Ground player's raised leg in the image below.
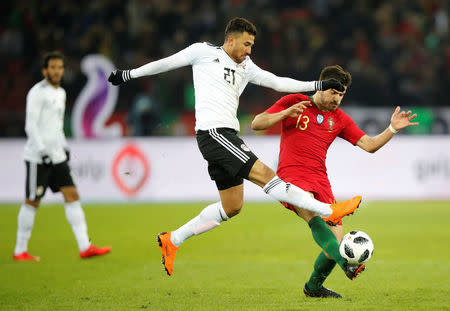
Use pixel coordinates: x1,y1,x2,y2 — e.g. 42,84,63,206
158,183,241,276
248,160,360,221
157,128,255,276
61,186,111,258
322,196,361,225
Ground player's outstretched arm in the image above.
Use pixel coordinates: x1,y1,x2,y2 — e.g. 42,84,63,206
356,106,419,153
251,68,345,93
252,101,311,130
108,52,189,86
108,43,202,86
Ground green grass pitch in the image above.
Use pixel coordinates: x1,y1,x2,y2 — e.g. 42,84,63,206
0,201,449,310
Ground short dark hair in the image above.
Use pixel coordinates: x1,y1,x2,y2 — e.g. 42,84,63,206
224,17,257,39
42,51,64,68
319,65,352,88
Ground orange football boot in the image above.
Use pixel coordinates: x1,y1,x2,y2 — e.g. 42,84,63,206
80,245,111,258
157,232,179,276
13,252,40,262
323,196,362,225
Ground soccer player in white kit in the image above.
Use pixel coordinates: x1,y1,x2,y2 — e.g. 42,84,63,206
13,52,111,261
108,18,361,275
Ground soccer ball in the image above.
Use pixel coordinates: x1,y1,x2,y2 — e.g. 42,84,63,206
339,231,374,265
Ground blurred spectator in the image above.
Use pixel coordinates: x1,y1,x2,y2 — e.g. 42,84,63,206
0,0,448,137
128,94,161,136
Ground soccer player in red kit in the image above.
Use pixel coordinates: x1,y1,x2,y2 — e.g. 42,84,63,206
252,65,418,298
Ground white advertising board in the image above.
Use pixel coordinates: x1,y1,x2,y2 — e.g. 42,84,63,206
0,136,449,203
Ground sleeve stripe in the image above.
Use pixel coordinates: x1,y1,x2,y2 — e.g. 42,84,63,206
122,70,132,82
315,81,322,91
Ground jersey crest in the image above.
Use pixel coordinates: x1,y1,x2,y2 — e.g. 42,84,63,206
327,117,335,132
240,144,250,152
316,114,324,124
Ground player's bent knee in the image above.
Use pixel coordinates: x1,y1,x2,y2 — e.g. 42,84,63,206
218,183,244,218
222,201,243,218
227,208,241,218
296,208,318,223
61,186,80,203
66,193,80,203
25,198,40,208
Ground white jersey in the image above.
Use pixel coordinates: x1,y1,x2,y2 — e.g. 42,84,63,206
131,42,317,132
23,79,68,164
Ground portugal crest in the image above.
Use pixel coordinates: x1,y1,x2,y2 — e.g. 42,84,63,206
327,117,335,132
316,114,324,124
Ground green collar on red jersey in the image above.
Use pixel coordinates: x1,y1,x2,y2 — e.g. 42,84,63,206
308,95,320,110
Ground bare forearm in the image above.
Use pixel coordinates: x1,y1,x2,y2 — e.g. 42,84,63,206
251,112,286,130
370,128,395,151
358,128,395,153
357,107,419,153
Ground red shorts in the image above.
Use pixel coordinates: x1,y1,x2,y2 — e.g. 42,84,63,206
280,177,343,226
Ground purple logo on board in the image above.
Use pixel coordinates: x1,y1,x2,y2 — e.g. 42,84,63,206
72,55,121,138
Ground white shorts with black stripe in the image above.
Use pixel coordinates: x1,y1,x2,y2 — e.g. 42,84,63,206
196,128,258,190
25,161,75,200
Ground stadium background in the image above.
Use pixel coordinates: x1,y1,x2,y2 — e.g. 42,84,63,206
1,0,449,203
1,1,449,310
1,0,449,137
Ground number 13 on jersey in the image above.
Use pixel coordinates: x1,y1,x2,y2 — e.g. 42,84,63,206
296,114,309,130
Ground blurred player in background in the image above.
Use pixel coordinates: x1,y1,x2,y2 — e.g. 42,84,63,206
252,65,419,297
108,17,362,276
13,52,111,261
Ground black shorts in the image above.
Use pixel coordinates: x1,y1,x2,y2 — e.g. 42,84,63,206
25,160,75,200
196,128,258,190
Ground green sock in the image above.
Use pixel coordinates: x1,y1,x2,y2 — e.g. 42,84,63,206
306,251,336,291
308,216,346,269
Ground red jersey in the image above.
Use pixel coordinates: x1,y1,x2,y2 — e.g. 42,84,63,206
265,93,365,203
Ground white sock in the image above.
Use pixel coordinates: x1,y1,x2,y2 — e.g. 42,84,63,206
170,202,229,247
263,176,332,217
64,201,91,251
14,204,37,255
